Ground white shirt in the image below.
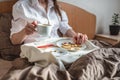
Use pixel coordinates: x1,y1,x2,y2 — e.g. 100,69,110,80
11,0,72,43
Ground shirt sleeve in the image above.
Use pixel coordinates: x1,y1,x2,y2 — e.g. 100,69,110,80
10,1,27,37
59,10,72,35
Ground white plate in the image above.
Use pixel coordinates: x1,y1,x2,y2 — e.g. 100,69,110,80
56,38,86,52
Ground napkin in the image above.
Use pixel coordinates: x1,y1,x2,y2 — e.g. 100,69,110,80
20,44,57,67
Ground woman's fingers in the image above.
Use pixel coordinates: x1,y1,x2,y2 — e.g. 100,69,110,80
81,34,88,44
24,21,37,35
73,33,88,44
73,35,77,44
32,21,37,26
82,34,87,43
84,34,88,40
77,33,82,44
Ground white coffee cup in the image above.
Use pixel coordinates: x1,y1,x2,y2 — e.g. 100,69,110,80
37,24,53,37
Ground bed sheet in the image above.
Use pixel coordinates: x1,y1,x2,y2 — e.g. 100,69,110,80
1,40,120,80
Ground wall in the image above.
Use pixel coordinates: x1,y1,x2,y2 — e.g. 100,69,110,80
59,0,120,34
0,0,120,34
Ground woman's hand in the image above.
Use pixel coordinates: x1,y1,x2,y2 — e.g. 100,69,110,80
73,33,88,44
24,21,37,35
65,29,88,44
10,21,38,45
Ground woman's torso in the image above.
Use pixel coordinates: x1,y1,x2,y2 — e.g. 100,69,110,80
11,0,61,43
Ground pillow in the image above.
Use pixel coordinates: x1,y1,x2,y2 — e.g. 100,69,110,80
0,13,21,60
0,13,12,34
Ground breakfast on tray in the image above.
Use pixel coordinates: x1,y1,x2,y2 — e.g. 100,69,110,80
61,42,82,51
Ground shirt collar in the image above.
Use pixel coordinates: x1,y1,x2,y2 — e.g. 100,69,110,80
31,0,54,8
31,0,39,6
48,0,54,8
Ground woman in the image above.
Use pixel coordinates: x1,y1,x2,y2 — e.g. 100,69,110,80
10,0,87,45
2,1,88,79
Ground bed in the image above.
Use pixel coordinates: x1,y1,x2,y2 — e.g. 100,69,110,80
0,0,120,80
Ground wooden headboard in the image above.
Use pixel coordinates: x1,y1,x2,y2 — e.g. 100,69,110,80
0,0,96,39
